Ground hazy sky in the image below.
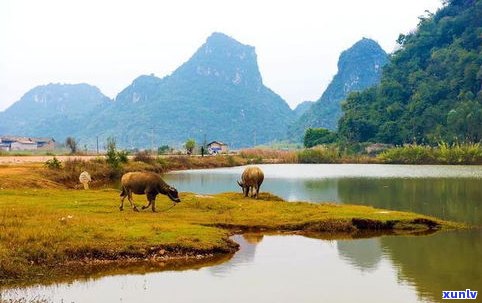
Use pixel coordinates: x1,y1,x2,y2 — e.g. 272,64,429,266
0,0,443,111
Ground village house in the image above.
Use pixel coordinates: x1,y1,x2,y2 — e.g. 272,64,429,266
207,141,228,154
0,136,56,151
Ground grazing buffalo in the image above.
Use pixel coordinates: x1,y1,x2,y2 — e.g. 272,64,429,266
237,166,264,199
119,172,181,212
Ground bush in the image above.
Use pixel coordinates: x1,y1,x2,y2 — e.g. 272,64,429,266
105,137,128,170
436,142,482,164
304,128,337,148
45,158,115,188
133,150,155,164
377,142,482,164
297,146,342,163
239,148,297,163
158,145,173,155
378,144,435,164
117,150,129,164
44,157,62,169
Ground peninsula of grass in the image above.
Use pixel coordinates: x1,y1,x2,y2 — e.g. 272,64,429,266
0,187,463,285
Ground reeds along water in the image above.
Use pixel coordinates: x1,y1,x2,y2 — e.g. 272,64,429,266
378,142,482,164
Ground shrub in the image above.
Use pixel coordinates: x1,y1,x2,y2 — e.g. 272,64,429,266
44,157,62,169
377,142,482,164
304,128,337,148
378,144,435,164
117,150,129,164
105,137,128,170
133,150,155,164
436,142,482,164
45,158,115,188
239,148,297,163
297,146,342,163
158,145,173,155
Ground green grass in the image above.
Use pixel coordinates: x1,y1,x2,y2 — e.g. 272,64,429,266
377,142,482,164
0,188,463,284
0,160,469,285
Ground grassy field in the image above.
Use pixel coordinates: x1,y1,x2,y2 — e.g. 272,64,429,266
0,161,465,285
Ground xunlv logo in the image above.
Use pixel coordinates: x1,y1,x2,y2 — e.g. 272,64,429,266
442,289,478,300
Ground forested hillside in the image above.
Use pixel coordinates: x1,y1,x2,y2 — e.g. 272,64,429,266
0,33,294,148
289,38,388,141
338,0,482,144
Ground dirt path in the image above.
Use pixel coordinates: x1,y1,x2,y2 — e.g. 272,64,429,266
0,155,100,164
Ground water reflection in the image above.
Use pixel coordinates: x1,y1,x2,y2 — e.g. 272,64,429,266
209,234,263,277
165,164,482,224
380,229,482,303
0,235,419,303
336,178,482,224
337,238,382,272
4,164,481,302
2,231,480,303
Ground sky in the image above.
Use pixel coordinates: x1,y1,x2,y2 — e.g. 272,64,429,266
0,0,444,111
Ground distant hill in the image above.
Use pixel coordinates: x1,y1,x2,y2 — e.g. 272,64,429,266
78,32,295,148
289,38,388,141
0,33,294,149
338,0,482,144
293,101,314,118
0,83,111,139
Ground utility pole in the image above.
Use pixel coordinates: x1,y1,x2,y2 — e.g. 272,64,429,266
202,133,207,157
150,128,154,154
96,136,99,154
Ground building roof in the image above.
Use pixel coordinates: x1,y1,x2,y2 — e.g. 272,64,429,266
13,140,37,145
0,136,55,143
207,141,227,146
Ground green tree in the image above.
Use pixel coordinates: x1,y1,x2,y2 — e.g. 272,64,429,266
185,139,196,155
158,145,172,155
304,128,337,148
105,137,128,169
338,0,482,145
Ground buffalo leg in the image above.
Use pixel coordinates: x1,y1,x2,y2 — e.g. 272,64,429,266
142,198,152,210
243,186,249,197
119,195,125,211
151,197,157,212
142,191,155,210
127,192,139,212
120,187,128,211
148,193,157,212
142,193,157,212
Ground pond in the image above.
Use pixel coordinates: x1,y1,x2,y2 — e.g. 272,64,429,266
165,164,482,224
2,164,481,302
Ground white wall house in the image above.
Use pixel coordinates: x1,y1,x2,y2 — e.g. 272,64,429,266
0,136,55,151
10,140,38,151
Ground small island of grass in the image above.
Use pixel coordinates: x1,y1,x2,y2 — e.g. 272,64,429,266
0,187,463,285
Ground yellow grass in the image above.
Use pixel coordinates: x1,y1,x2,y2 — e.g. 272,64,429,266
0,162,465,285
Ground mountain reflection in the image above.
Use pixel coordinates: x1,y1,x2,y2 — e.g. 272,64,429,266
380,230,482,303
208,234,263,277
336,238,382,272
335,178,482,224
166,165,482,225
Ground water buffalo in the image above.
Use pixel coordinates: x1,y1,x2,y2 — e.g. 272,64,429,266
237,166,264,199
119,172,181,212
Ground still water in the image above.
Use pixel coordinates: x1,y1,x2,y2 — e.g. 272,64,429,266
165,164,482,224
3,164,481,302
